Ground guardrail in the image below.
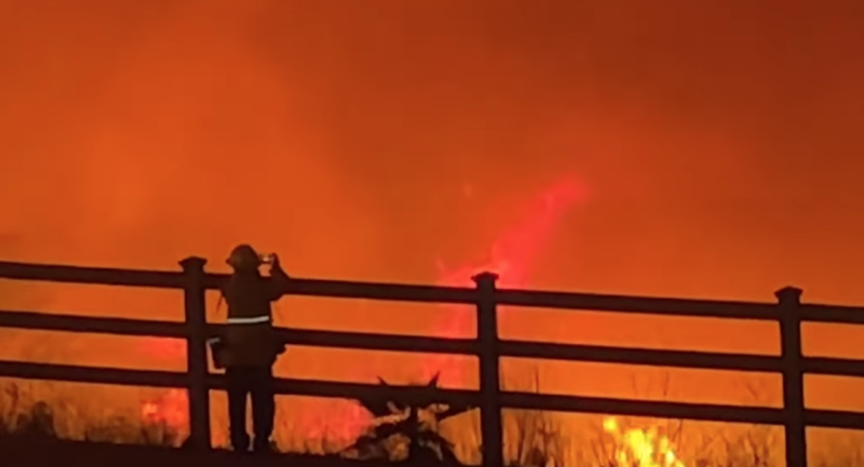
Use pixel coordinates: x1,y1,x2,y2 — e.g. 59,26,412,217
1,257,863,467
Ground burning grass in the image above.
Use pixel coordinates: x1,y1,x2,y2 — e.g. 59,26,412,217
1,380,861,467
0,381,182,446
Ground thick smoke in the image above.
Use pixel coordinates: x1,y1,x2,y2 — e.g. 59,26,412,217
1,0,862,294
1,0,863,455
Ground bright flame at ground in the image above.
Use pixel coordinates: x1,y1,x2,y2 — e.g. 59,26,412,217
602,417,686,467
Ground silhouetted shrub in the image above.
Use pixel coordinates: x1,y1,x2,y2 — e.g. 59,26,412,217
344,374,472,464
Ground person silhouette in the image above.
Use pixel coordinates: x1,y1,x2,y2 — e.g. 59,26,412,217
214,244,290,453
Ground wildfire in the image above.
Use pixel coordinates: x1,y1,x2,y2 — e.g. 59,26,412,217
135,176,585,442
426,176,585,386
141,389,188,429
602,417,686,467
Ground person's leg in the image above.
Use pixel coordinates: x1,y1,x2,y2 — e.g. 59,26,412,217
249,366,276,452
225,367,251,451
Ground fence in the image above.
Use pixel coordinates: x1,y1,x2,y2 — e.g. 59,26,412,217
0,257,863,467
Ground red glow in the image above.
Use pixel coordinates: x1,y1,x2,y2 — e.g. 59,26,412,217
140,388,188,429
424,176,586,387
136,176,585,442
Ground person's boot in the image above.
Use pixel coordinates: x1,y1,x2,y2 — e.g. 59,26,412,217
252,437,278,455
230,431,251,453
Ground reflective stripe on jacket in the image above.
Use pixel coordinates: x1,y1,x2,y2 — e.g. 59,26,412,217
226,315,271,325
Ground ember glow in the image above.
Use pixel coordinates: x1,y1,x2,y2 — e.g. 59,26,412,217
141,389,187,429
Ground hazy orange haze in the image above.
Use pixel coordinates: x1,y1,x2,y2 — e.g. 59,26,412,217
1,0,863,458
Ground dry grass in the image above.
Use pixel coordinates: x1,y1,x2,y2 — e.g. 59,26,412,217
0,380,861,467
0,381,182,446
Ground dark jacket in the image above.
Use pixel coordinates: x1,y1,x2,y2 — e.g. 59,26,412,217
220,265,290,367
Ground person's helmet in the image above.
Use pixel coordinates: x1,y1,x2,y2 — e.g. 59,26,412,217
226,244,261,271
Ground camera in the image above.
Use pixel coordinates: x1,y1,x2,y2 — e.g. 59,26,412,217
258,253,274,265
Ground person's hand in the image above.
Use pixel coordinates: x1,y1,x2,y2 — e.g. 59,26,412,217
269,253,281,269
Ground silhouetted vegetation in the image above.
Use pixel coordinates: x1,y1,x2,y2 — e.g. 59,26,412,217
344,374,471,464
1,380,862,467
0,382,182,446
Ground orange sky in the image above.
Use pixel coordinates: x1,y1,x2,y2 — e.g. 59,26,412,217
1,0,863,460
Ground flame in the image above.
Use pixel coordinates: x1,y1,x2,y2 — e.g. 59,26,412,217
135,176,585,441
425,176,586,386
602,417,686,467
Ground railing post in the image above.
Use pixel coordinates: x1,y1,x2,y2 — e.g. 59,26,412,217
180,256,211,449
776,286,806,467
474,272,503,467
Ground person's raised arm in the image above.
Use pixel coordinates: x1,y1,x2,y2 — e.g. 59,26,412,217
266,254,291,301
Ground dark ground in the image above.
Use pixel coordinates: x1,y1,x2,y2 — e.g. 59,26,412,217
0,435,412,467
